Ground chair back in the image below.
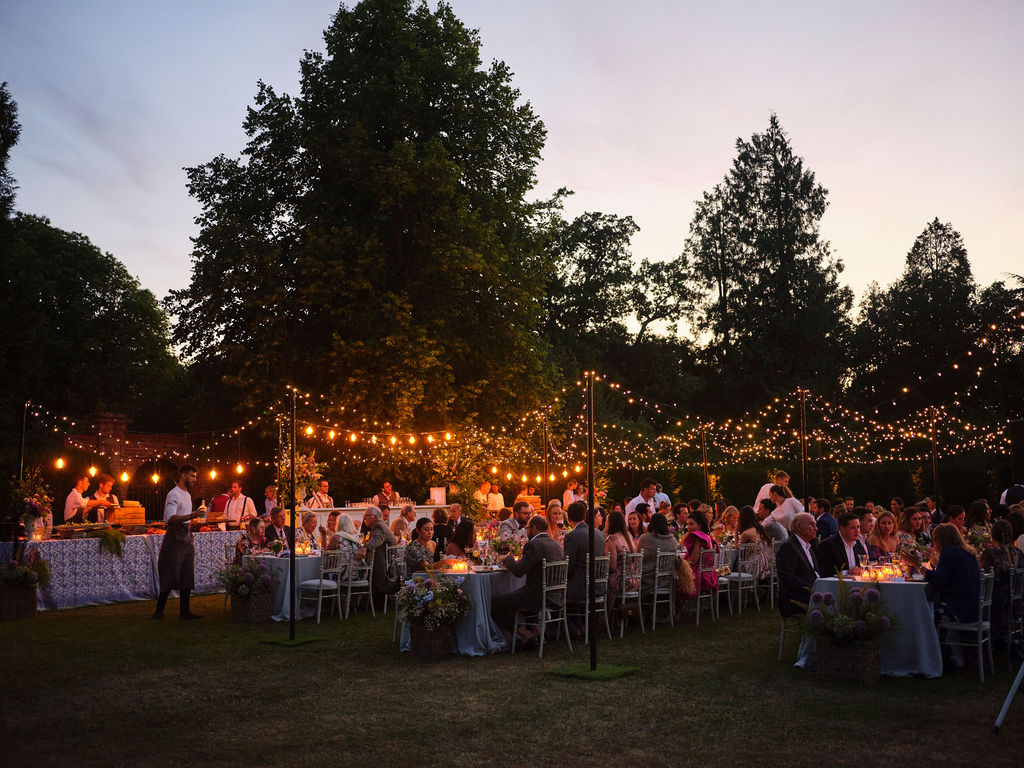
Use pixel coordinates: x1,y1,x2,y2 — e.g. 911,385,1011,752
696,547,717,594
594,555,610,586
224,542,236,566
346,549,373,584
737,542,760,575
541,559,569,608
772,539,784,554
320,549,346,578
385,544,407,581
654,550,676,592
620,551,643,600
979,569,995,622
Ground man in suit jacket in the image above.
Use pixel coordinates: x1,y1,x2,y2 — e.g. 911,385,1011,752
491,515,564,645
355,506,397,607
563,501,606,605
499,501,532,537
263,507,289,549
816,511,868,578
776,513,821,618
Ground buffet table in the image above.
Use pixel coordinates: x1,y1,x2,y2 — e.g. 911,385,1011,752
795,577,943,678
1,530,242,611
399,569,525,656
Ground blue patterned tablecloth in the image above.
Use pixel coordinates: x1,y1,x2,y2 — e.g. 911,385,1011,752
1,531,242,611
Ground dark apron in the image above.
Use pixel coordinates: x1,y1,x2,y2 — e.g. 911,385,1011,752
157,517,195,591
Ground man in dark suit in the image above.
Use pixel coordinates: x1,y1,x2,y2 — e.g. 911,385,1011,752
817,511,868,577
355,505,397,609
777,513,822,618
563,501,606,636
263,507,289,549
491,515,564,646
810,497,839,541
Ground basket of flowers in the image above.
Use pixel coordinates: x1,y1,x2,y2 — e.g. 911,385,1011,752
216,559,275,622
397,573,473,659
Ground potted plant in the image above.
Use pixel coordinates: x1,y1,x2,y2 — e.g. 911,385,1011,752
216,558,275,622
0,547,50,620
805,575,894,683
397,573,473,659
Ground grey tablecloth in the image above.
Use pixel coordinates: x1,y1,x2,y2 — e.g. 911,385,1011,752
400,569,526,656
795,577,943,678
254,554,323,621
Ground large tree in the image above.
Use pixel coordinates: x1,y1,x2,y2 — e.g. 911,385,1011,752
682,114,852,411
0,82,19,220
168,0,554,428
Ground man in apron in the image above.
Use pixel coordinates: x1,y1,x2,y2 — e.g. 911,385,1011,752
153,464,205,619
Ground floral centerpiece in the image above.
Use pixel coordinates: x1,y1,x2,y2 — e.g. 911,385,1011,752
964,526,990,555
277,450,326,507
805,575,895,683
216,558,275,622
4,466,53,537
397,573,473,629
896,537,932,571
487,526,527,558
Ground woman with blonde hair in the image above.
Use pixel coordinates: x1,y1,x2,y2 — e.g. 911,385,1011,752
867,510,899,560
720,505,740,536
545,499,566,543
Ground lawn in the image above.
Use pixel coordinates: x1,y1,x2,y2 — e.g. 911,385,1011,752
2,594,1023,767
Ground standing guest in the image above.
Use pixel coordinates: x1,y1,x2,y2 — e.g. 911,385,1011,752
605,510,636,598
681,510,716,597
89,474,120,523
487,482,505,514
264,507,289,549
235,517,268,563
491,515,565,647
776,513,821,619
867,510,899,560
448,503,464,528
818,511,867,576
562,479,580,510
754,471,790,512
405,518,437,573
981,519,1024,648
354,506,397,608
926,523,982,669
737,505,774,580
945,505,967,533
390,504,416,539
564,501,606,633
811,498,839,541
431,507,452,561
64,474,104,522
305,479,334,509
501,501,532,536
372,481,400,509
208,487,230,519
153,465,205,620
767,485,803,531
653,483,672,510
545,500,566,544
263,485,277,517
473,481,492,508
296,511,322,551
625,478,658,516
626,510,644,547
757,499,788,543
224,481,257,529
446,519,477,559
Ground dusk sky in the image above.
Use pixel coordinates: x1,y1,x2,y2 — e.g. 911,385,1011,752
2,0,1022,317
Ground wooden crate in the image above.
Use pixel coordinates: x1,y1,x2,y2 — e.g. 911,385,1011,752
113,506,146,526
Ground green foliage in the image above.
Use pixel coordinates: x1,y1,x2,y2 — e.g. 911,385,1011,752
89,527,127,557
0,81,20,219
168,0,554,429
5,465,53,524
2,545,50,586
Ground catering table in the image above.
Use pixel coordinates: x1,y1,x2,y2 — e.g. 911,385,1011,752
400,569,526,656
253,554,323,621
795,577,943,678
1,530,242,611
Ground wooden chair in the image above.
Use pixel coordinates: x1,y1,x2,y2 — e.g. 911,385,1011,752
512,559,572,658
299,550,345,623
938,570,996,682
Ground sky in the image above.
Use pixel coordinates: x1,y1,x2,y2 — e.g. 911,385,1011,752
2,0,1022,314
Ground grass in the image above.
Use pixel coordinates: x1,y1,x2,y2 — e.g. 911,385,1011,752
2,593,1024,767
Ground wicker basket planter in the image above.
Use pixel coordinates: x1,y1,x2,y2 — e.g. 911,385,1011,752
817,638,881,684
409,623,453,660
0,584,38,620
230,591,273,623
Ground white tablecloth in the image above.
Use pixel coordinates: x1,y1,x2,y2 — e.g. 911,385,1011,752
795,577,943,678
400,569,525,656
253,554,323,621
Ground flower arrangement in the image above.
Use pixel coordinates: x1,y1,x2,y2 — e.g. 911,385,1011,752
1,547,50,587
268,538,287,555
804,574,894,645
964,525,990,555
896,537,932,570
396,573,473,629
216,558,274,597
277,450,326,506
6,466,53,525
488,526,527,557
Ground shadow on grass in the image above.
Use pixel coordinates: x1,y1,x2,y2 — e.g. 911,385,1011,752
549,662,639,680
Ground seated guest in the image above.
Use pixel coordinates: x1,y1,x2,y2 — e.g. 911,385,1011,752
945,504,967,533
980,519,1024,647
235,517,268,562
898,506,932,547
501,501,532,537
855,506,876,548
604,510,636,598
593,506,605,532
626,511,644,547
671,502,689,529
720,505,740,536
497,506,512,524
446,519,477,559
325,510,341,534
405,518,436,573
757,499,788,542
328,514,362,552
431,507,452,561
564,500,606,634
545,500,566,544
296,511,321,551
817,511,867,576
638,512,679,596
811,498,839,541
354,506,397,607
737,505,773,580
966,499,992,538
681,509,716,597
263,507,289,549
89,474,120,523
1009,507,1024,553
490,515,565,647
867,510,899,561
390,504,416,540
926,523,982,668
889,496,905,519
776,513,821,620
